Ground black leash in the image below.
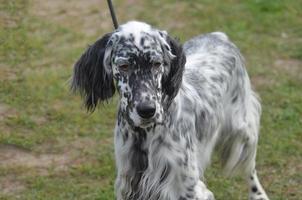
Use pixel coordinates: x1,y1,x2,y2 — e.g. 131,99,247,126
106,0,119,29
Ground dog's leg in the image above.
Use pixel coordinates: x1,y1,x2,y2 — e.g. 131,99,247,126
248,169,269,200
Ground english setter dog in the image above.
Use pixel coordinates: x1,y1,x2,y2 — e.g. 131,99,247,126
72,21,269,200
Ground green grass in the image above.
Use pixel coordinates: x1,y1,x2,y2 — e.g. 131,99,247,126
0,0,301,199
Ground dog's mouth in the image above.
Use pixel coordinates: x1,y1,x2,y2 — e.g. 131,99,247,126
139,118,155,128
139,115,165,128
126,112,155,128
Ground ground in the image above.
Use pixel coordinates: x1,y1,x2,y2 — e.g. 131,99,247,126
0,0,301,199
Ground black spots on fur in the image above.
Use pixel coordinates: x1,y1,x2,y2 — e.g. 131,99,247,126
159,163,171,183
164,44,170,51
152,124,157,131
129,33,135,42
185,70,207,98
133,126,147,137
157,136,172,150
187,185,194,192
179,197,187,200
210,75,224,84
159,31,164,37
224,56,236,75
182,96,194,113
181,174,187,181
172,132,180,141
185,135,193,151
251,186,258,193
209,83,221,98
140,37,145,46
128,73,137,88
121,76,128,84
186,193,194,199
201,61,208,66
195,109,212,141
177,158,184,166
230,85,243,105
184,152,189,167
123,92,130,99
123,130,129,142
116,84,121,92
117,111,125,126
232,95,238,104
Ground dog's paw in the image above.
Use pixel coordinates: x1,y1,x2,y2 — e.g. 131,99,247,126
195,181,215,200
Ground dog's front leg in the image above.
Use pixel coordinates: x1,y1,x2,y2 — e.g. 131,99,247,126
114,122,150,200
143,130,215,200
114,123,135,200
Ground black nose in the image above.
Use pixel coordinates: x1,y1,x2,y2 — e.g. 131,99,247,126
137,101,156,119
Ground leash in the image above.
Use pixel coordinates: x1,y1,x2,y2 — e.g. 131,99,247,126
106,0,119,29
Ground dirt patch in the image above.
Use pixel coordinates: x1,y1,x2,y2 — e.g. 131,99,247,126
0,137,112,173
0,144,71,171
0,103,18,121
0,104,11,120
70,137,100,150
0,12,17,28
0,137,113,196
251,58,302,88
30,115,48,125
31,0,112,36
274,59,302,80
0,66,18,81
251,74,275,89
0,175,25,196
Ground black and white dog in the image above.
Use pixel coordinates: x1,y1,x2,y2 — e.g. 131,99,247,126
72,21,269,200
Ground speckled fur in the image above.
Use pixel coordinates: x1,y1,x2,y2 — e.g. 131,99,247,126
72,21,269,200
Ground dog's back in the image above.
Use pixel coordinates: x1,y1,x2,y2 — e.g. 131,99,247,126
180,33,261,175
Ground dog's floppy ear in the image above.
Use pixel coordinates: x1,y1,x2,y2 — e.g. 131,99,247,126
159,32,186,107
71,33,115,111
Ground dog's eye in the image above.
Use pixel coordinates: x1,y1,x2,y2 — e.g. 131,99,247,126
153,62,161,68
119,64,129,71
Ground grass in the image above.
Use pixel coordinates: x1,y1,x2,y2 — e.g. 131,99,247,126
0,0,301,199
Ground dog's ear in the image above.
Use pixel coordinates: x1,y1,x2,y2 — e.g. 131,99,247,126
71,33,115,111
159,32,186,107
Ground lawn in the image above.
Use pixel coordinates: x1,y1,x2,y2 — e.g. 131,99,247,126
0,0,301,199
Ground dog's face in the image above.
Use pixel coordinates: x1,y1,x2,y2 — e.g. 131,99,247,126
72,21,185,128
110,23,170,127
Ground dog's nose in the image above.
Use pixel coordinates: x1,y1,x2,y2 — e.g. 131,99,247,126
137,101,156,119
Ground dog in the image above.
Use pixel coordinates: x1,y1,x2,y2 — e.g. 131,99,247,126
71,21,269,200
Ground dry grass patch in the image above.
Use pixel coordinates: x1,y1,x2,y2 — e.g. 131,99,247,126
0,103,18,121
0,144,71,171
0,175,25,196
31,0,112,36
274,59,302,80
251,74,276,89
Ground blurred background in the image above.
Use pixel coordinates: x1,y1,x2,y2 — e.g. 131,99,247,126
0,0,301,199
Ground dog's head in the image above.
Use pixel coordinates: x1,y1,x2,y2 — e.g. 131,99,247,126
72,21,185,127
